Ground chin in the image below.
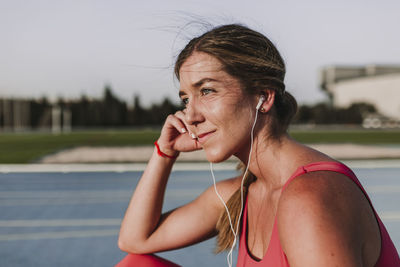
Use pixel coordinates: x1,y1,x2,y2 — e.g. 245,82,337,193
204,147,233,163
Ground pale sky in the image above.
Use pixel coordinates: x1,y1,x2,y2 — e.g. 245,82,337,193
1,0,399,106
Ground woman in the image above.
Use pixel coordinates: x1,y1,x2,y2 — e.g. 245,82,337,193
117,24,400,266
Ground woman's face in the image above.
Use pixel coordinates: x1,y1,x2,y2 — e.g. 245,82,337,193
179,52,257,162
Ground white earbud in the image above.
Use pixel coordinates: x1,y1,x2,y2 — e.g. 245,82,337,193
256,95,266,110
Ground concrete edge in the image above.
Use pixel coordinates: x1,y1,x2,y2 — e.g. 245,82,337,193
1,160,400,173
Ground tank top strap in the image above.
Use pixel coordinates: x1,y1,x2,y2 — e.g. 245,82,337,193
282,161,358,192
239,161,400,266
278,161,400,266
281,161,375,209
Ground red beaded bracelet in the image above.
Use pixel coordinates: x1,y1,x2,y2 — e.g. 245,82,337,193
154,140,178,159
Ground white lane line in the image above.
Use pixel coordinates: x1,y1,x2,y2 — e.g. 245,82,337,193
0,189,203,206
0,229,119,241
1,196,195,206
0,189,202,198
0,197,129,206
0,160,398,173
380,211,400,222
0,164,148,173
366,185,400,193
343,159,400,169
0,162,238,173
0,190,133,198
0,211,398,242
0,218,121,227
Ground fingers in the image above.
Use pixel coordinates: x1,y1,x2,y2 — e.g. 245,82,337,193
158,111,201,153
164,113,187,135
159,112,195,146
174,111,197,139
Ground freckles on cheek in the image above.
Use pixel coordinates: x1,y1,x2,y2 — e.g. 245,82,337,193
201,101,221,121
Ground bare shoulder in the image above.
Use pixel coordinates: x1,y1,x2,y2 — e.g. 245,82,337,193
278,170,361,235
279,170,362,213
198,175,242,208
277,170,379,266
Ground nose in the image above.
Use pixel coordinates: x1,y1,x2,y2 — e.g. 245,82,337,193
185,98,205,126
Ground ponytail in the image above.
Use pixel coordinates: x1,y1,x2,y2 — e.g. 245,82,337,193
215,163,256,253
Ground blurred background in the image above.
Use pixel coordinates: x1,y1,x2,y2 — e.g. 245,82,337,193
1,0,400,266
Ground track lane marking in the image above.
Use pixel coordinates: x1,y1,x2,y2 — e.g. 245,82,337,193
0,229,119,241
0,218,121,227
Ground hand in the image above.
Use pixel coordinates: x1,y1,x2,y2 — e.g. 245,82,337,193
157,111,202,156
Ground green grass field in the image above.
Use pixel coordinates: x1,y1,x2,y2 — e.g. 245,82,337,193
0,130,160,164
1,129,400,163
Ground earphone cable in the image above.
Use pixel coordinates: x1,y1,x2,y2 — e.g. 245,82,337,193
210,107,260,267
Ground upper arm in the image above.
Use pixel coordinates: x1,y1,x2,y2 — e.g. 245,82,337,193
132,176,241,254
277,173,363,267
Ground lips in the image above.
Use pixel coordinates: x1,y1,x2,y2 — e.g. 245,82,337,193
197,130,216,144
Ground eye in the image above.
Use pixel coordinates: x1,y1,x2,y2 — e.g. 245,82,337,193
200,88,214,96
181,97,189,106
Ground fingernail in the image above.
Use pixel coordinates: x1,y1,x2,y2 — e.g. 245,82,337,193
181,128,186,133
191,133,196,139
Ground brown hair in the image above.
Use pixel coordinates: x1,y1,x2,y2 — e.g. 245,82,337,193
174,24,297,252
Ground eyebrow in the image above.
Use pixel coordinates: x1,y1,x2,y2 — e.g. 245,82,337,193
179,78,218,97
193,78,217,87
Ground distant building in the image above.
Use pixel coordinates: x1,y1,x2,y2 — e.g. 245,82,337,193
320,65,400,121
0,99,32,131
0,98,71,132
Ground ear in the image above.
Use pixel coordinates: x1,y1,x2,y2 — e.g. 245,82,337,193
259,89,275,113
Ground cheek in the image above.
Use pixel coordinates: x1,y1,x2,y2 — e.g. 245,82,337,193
226,108,254,147
200,100,224,124
201,95,247,122
215,108,253,144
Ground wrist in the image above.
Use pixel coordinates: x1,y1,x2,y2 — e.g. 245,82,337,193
154,140,179,159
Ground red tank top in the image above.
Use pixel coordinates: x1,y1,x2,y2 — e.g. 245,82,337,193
237,161,400,266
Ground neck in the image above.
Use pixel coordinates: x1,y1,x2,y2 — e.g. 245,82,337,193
236,134,304,192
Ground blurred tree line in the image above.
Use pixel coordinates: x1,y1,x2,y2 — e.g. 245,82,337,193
60,86,181,127
0,86,181,130
1,85,378,130
292,102,376,124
